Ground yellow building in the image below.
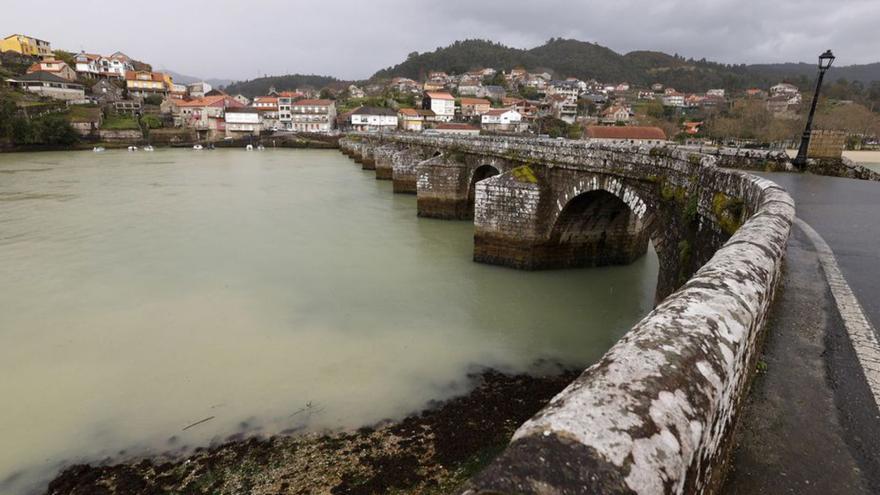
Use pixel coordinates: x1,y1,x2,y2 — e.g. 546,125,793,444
0,34,52,57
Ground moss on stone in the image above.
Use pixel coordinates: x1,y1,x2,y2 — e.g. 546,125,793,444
511,166,538,184
712,192,745,235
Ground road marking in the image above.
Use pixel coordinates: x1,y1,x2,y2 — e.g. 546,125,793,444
796,218,880,411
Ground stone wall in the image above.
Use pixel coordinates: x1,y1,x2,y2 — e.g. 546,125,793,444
339,134,795,495
807,129,846,159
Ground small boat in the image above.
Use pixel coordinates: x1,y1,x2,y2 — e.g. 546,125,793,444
143,145,155,152
93,146,105,153
193,144,204,150
128,146,138,152
246,144,254,151
256,144,266,151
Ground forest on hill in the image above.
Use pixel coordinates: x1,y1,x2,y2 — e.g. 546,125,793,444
372,39,880,93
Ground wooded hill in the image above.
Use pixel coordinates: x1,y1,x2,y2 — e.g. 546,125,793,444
372,39,880,93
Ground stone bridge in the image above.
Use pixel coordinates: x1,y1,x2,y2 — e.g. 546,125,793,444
339,133,795,494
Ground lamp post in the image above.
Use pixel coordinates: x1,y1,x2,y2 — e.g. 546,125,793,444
793,49,835,170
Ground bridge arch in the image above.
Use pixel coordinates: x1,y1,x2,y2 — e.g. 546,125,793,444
467,164,502,217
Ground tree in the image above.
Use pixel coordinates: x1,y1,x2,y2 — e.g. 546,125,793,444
34,114,79,145
143,94,163,106
140,115,163,129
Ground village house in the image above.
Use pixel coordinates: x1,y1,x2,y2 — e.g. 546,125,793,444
770,83,800,97
638,91,656,100
501,97,538,119
224,107,263,137
5,72,85,101
289,99,336,133
481,109,526,133
390,77,420,94
114,100,142,115
458,81,482,97
459,97,491,118
707,89,726,98
432,123,480,136
26,58,77,81
350,106,398,132
90,78,124,104
423,80,446,92
547,95,578,124
585,126,667,145
398,108,425,132
348,85,365,98
1,34,52,58
97,52,134,78
125,70,169,99
232,94,251,106
169,83,188,100
187,82,212,99
253,96,278,111
173,95,243,139
477,85,506,100
422,91,455,122
547,80,582,101
615,83,631,92
73,52,100,78
651,83,664,92
662,92,686,108
600,104,630,124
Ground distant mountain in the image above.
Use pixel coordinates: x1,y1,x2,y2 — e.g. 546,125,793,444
164,70,234,89
223,74,345,98
371,39,880,92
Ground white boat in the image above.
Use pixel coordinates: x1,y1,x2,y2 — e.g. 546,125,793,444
193,144,204,150
257,144,266,151
143,145,155,152
92,146,105,153
128,146,138,152
246,144,254,151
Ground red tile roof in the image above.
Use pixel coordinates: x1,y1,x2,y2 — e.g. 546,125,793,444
460,98,491,106
398,108,420,116
483,108,515,116
124,71,164,82
425,91,454,100
585,126,667,140
292,99,333,106
436,123,479,131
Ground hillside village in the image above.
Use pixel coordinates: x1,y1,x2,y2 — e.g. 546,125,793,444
1,32,878,149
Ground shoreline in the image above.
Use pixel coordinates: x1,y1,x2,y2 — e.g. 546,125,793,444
0,136,340,154
45,366,580,495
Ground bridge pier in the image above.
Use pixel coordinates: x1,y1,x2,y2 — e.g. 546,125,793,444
391,149,422,194
374,145,398,180
416,156,472,219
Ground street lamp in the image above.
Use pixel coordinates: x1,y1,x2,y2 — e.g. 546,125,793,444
793,49,835,170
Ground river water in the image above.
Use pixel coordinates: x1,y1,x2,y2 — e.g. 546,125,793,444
0,149,658,494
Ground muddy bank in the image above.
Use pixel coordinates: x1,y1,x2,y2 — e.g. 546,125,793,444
46,367,580,495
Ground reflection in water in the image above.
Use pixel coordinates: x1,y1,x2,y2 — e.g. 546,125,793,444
0,149,658,494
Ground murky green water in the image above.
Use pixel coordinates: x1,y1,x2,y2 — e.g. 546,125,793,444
0,149,658,493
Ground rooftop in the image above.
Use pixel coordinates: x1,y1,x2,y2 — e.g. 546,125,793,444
585,126,667,140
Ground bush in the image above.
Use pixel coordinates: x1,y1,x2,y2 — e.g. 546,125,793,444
143,94,164,106
9,114,78,145
140,115,163,129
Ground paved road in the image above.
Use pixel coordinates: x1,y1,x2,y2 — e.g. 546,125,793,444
724,172,880,494
758,172,880,330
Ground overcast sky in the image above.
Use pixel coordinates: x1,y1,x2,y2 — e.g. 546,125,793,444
3,0,878,81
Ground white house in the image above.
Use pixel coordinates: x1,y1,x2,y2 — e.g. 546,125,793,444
422,91,455,122
97,52,134,78
289,99,337,133
351,107,398,132
770,83,800,97
707,88,726,98
481,109,525,132
73,52,100,78
224,107,262,137
600,105,631,124
662,93,686,108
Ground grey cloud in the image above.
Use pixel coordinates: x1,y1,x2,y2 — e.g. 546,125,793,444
1,0,876,81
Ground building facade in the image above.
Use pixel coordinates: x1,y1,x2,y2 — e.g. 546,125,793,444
288,99,336,133
1,34,52,57
350,107,398,132
422,92,455,122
